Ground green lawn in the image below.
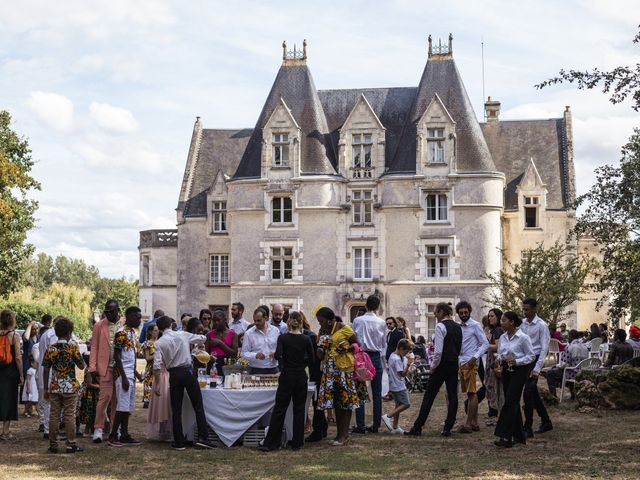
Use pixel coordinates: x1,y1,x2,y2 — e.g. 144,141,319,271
2,389,639,480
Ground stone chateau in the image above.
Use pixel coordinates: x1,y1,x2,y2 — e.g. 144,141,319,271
139,36,597,335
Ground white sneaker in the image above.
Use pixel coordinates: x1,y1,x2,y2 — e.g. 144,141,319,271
92,428,103,443
392,427,405,435
381,415,393,431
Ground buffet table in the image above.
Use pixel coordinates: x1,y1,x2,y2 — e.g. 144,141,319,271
181,384,315,447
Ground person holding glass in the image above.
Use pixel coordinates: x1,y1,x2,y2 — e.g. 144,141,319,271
493,311,535,448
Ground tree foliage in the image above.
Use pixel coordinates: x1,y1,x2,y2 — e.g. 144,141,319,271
0,284,93,338
5,252,140,338
535,27,640,111
574,130,640,321
23,252,138,310
537,26,640,323
0,110,40,298
484,242,598,328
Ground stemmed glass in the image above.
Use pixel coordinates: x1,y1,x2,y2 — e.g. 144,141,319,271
505,352,516,372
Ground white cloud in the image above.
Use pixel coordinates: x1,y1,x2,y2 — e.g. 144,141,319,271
89,101,139,133
27,91,74,132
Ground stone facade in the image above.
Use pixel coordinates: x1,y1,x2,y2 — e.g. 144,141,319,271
139,38,597,333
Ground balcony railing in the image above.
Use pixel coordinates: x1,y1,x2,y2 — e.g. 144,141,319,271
352,167,374,179
139,229,178,248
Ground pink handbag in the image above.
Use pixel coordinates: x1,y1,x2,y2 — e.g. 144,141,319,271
352,343,376,382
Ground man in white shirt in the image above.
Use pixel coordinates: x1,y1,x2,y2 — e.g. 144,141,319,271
520,298,553,437
352,295,387,434
241,307,280,373
153,316,214,450
229,302,250,337
455,301,489,433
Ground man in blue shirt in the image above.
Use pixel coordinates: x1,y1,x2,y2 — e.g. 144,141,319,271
520,298,553,437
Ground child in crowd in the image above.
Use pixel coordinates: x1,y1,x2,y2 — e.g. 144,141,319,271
141,324,159,409
79,353,100,436
22,354,38,417
381,339,413,434
108,306,143,447
42,317,85,454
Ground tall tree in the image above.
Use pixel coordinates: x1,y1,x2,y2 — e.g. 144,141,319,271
484,242,598,328
0,111,40,298
573,131,640,321
537,26,640,322
535,26,640,111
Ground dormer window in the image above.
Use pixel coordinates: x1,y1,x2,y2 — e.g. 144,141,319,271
524,196,539,228
427,128,445,163
212,201,227,233
273,133,289,166
352,134,372,168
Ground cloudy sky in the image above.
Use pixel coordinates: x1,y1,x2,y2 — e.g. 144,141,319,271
1,0,639,278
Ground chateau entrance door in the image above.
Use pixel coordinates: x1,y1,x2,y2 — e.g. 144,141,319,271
349,304,366,322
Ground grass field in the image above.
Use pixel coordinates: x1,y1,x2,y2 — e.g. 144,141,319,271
2,386,639,480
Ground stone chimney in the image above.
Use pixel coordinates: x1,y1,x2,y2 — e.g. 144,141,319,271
484,96,501,123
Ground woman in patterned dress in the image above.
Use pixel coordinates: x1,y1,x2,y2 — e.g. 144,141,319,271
141,324,159,408
316,307,368,446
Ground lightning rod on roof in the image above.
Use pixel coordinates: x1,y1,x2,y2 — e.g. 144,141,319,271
481,36,486,121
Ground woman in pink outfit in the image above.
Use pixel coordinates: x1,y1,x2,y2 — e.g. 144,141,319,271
147,329,172,442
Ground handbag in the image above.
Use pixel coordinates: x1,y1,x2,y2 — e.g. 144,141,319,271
352,344,376,382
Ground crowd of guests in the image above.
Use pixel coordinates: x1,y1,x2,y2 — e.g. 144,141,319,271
0,298,638,453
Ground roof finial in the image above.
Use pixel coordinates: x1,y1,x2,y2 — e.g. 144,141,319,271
428,33,453,58
282,39,307,65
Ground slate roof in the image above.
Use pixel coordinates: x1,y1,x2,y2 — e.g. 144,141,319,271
481,118,571,210
390,57,496,173
233,64,336,178
179,54,571,216
182,128,252,217
317,87,416,173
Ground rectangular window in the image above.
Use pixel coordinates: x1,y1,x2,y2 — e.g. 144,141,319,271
212,201,227,232
272,247,293,280
425,303,437,339
272,197,293,224
210,255,229,284
353,247,372,280
273,133,289,166
141,254,150,286
352,190,373,224
352,134,372,169
427,128,445,163
525,207,538,228
425,245,449,279
425,193,448,222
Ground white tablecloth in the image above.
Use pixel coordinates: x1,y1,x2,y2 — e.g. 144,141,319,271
182,385,314,447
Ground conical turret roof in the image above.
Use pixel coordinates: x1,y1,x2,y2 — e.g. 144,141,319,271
233,61,336,178
388,55,496,173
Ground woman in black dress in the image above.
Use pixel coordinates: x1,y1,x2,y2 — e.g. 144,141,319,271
0,309,23,440
260,311,314,451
